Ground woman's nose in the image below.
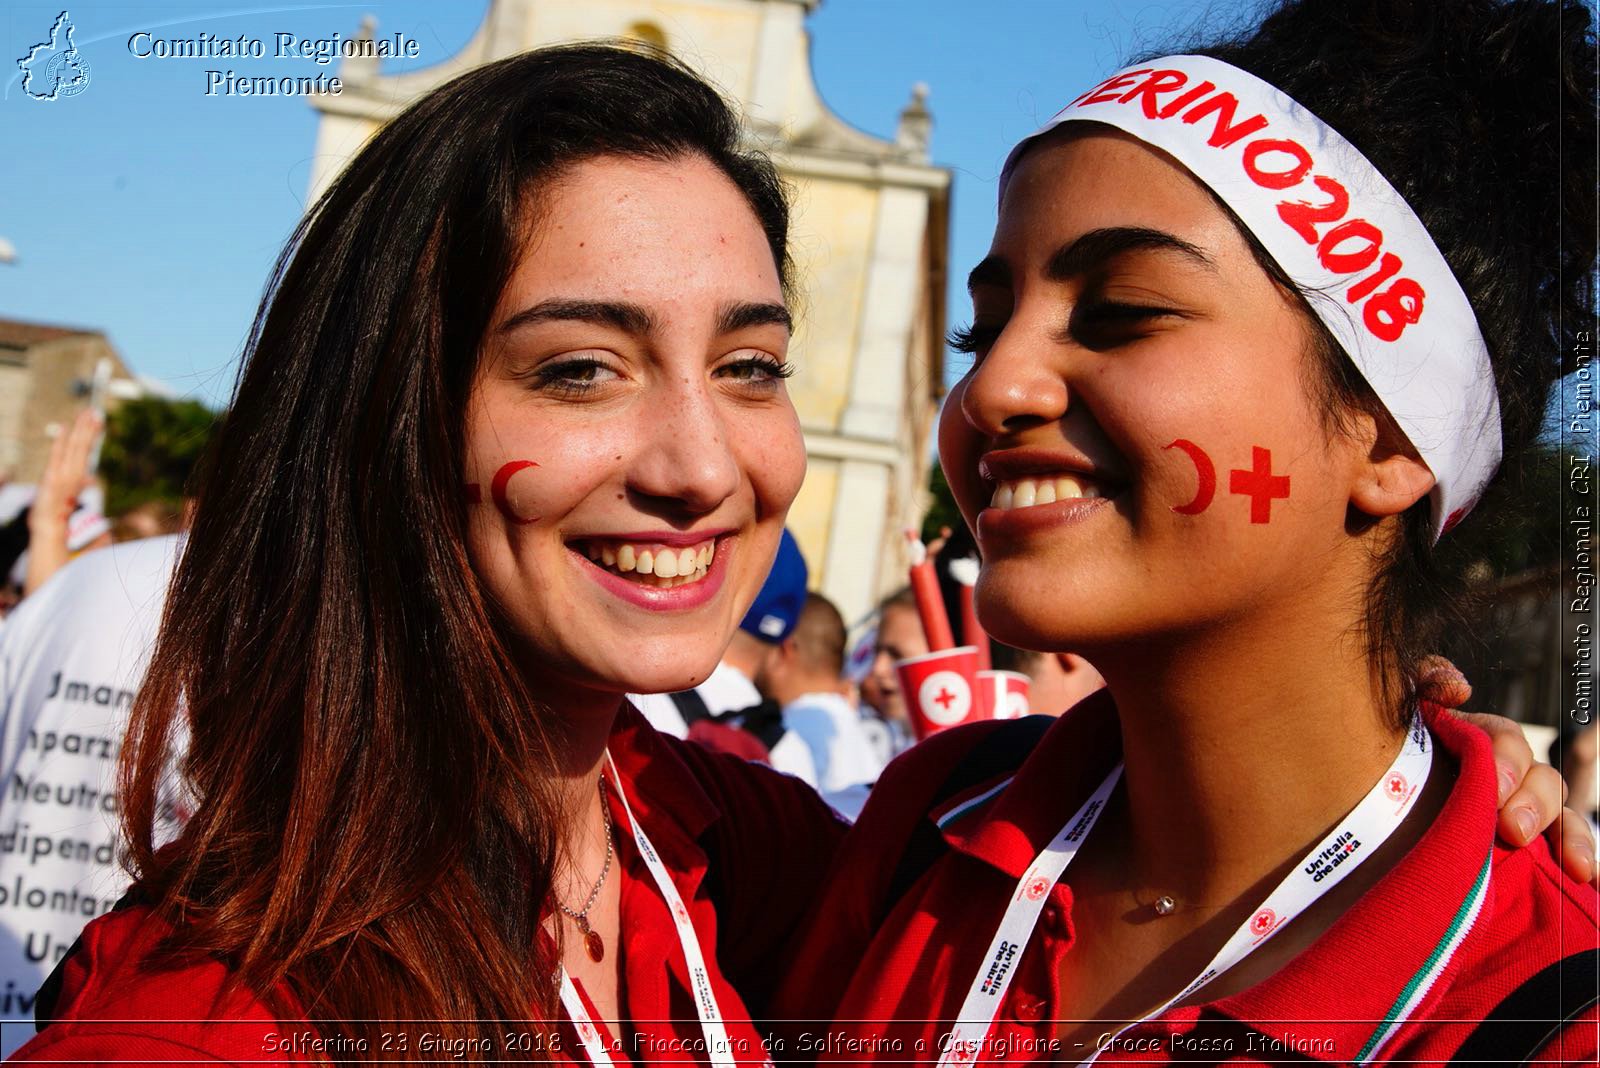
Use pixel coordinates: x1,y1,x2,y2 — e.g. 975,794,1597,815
958,322,1071,439
626,379,742,514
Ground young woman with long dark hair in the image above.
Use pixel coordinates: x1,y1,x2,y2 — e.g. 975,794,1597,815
8,31,1584,1068
11,44,842,1063
774,0,1597,1062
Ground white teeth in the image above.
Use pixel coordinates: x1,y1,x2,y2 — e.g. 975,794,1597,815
988,475,1105,510
578,538,716,587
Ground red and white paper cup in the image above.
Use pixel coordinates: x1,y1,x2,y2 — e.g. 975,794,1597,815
976,670,1032,721
895,645,983,740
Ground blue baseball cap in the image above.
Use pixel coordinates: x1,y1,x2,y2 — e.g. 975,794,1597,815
739,529,808,643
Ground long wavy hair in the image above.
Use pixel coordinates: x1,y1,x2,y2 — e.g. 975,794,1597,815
119,43,789,1056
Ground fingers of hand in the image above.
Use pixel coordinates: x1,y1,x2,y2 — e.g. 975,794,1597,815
1498,762,1567,847
1457,711,1534,805
1416,655,1472,707
59,409,103,483
1550,807,1598,886
37,409,101,512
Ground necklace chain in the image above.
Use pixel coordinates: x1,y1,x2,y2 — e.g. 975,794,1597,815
557,777,613,928
1133,885,1232,917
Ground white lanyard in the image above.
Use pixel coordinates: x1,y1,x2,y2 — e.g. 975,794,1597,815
557,751,739,1067
938,717,1434,1066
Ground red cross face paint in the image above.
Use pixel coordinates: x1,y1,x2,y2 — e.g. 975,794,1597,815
938,129,1386,655
1164,441,1292,523
460,154,804,701
1229,446,1290,523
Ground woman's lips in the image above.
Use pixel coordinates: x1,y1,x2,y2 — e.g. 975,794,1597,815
570,534,731,610
976,484,1117,542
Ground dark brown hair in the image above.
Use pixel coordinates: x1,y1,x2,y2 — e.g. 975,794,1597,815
120,43,788,1057
1169,0,1596,723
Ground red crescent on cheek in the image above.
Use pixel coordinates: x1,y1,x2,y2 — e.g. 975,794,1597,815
1164,439,1217,515
489,460,541,524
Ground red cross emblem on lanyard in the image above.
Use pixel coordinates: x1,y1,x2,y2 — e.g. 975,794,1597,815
1229,446,1291,523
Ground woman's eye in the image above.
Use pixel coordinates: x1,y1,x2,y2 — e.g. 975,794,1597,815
529,356,619,396
718,354,795,386
1067,302,1183,349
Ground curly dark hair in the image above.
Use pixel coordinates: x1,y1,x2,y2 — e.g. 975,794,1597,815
1156,0,1597,723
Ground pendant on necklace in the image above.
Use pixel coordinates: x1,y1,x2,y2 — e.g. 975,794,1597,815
1153,895,1178,916
574,916,605,962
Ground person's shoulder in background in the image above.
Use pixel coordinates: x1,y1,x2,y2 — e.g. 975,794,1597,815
13,901,302,1063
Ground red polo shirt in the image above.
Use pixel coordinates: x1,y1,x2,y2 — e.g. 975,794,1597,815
770,693,1598,1065
13,703,846,1064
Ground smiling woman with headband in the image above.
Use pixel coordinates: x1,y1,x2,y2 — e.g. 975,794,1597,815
773,0,1596,1062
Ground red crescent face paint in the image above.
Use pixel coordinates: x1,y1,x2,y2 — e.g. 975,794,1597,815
1164,438,1217,515
490,460,541,524
466,460,542,524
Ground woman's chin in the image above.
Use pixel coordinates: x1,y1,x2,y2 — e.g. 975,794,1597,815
606,652,724,698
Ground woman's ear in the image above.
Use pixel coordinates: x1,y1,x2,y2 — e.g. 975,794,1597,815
1348,409,1436,519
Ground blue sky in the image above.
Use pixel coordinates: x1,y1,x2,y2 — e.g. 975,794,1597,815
0,0,1587,449
0,0,1249,407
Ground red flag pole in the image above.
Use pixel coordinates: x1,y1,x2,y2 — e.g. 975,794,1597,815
906,532,955,652
949,556,989,672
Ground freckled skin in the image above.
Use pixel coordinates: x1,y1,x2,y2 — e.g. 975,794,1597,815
465,155,806,697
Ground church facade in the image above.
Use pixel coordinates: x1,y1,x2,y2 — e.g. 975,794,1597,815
305,0,951,623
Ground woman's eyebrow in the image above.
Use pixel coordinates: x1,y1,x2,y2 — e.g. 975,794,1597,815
1045,227,1217,280
717,301,792,334
497,299,656,335
966,256,1011,294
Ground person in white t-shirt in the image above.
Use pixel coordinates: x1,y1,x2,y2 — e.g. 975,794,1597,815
0,534,186,1051
757,592,884,817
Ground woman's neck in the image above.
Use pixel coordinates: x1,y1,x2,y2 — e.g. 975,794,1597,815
1090,599,1407,907
531,673,627,865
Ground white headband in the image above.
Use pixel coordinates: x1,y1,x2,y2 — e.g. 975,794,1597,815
1001,55,1500,539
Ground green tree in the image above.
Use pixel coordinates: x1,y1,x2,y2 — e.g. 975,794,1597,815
921,461,962,543
99,397,220,516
